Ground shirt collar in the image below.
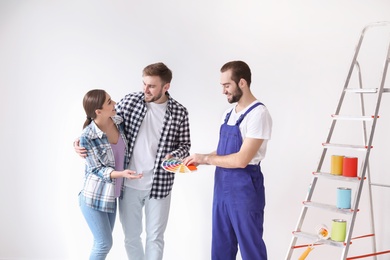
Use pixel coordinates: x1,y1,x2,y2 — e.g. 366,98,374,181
140,91,173,111
90,121,104,139
90,116,123,139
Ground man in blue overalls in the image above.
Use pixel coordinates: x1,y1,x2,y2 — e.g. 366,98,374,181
184,60,272,260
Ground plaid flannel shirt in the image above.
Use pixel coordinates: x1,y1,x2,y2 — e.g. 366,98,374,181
79,116,129,213
116,91,191,199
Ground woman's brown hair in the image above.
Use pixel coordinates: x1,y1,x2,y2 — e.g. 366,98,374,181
82,89,106,129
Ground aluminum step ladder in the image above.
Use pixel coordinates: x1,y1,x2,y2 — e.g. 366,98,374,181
285,21,390,260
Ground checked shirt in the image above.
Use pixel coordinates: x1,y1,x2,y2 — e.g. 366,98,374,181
79,116,129,213
116,91,191,199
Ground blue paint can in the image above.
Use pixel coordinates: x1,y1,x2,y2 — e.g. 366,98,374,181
337,187,351,209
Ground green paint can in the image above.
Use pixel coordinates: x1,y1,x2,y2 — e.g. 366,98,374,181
331,219,347,242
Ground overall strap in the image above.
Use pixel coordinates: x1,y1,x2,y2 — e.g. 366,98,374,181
236,102,264,126
223,109,234,124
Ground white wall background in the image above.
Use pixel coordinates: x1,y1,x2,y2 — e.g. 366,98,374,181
1,1,390,259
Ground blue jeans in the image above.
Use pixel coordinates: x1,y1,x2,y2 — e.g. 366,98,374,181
119,187,171,260
79,194,116,260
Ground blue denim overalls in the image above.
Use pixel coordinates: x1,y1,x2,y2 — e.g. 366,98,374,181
212,102,267,260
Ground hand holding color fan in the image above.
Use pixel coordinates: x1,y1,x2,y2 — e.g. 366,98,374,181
161,157,197,174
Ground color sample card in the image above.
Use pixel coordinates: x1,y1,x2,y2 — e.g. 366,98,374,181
161,158,197,174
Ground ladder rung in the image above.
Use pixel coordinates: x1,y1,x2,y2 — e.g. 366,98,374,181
371,182,390,188
347,249,390,259
331,114,379,121
351,233,375,240
345,88,390,93
345,88,378,93
303,201,356,214
292,231,348,248
322,143,372,150
312,172,362,182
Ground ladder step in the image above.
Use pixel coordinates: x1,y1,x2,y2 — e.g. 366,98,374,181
292,231,348,248
312,172,362,182
371,182,390,188
345,88,390,93
322,143,372,150
303,201,356,214
331,115,378,121
345,88,377,93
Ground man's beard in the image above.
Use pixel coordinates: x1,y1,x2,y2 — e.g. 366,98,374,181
228,86,243,103
145,90,163,103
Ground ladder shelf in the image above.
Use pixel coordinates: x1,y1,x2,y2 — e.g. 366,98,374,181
292,231,349,248
312,172,362,182
302,201,357,215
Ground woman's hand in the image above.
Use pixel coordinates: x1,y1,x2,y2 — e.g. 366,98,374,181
122,169,143,179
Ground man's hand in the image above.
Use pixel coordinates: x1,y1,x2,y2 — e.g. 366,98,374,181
165,153,173,160
183,154,208,166
73,138,87,158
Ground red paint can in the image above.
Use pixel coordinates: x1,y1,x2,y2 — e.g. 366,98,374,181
342,157,358,177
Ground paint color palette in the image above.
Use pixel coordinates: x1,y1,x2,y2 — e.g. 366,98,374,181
161,158,197,174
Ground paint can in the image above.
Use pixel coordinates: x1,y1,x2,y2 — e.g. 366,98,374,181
337,187,351,209
331,155,344,175
331,219,347,242
343,157,358,177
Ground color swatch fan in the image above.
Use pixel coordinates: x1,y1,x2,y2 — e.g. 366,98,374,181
161,158,197,174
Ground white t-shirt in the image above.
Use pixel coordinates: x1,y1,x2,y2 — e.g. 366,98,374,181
125,101,168,190
222,100,272,164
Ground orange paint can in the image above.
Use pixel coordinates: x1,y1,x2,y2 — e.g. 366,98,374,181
343,157,358,177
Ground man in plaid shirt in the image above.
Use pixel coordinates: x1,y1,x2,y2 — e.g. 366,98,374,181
117,62,191,260
75,62,191,259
